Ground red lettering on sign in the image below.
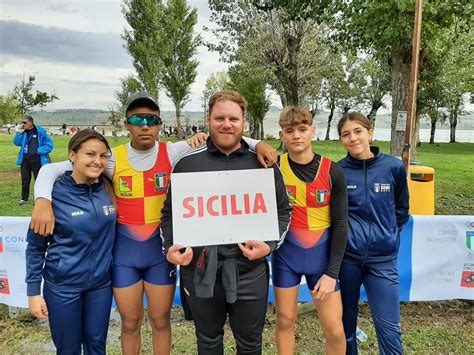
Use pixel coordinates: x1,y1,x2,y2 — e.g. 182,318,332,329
181,193,268,218
253,193,267,213
207,195,219,216
221,195,228,215
230,195,242,215
183,197,195,218
198,196,204,217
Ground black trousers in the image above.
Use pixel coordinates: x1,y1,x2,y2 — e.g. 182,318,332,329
20,157,41,201
181,263,269,355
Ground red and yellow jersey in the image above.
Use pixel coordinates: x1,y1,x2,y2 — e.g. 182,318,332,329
280,153,332,248
112,142,171,240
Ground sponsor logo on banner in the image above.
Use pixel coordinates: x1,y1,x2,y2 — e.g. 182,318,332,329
0,270,10,294
0,277,10,294
119,176,133,196
466,231,474,250
0,236,3,254
1,235,26,254
460,263,474,288
154,173,168,191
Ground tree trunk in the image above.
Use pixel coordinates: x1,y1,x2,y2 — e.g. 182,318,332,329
367,102,382,127
175,101,182,127
325,103,335,140
449,96,460,143
390,50,411,156
429,117,436,144
450,114,457,143
259,116,264,140
274,68,299,106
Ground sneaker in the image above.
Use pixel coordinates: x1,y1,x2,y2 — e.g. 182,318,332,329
19,200,27,205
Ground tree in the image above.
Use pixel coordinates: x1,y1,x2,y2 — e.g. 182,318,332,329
107,106,122,141
123,0,200,126
332,0,471,155
122,0,164,98
160,0,200,126
0,94,21,124
359,56,391,126
416,16,473,144
115,74,143,116
201,71,230,122
207,1,330,108
12,75,59,114
319,51,366,140
227,64,271,139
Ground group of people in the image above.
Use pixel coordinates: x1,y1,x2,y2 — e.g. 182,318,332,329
25,89,409,355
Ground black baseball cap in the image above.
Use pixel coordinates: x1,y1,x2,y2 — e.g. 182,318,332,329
125,91,160,115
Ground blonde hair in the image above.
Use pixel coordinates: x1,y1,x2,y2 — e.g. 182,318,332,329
279,106,313,128
208,90,247,116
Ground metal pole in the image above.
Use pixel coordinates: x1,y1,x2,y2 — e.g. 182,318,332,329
402,0,424,172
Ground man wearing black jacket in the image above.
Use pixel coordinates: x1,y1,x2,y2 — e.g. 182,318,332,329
161,90,291,355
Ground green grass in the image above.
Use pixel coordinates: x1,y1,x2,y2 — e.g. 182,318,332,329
1,134,473,353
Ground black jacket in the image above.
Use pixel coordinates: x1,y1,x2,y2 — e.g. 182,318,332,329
160,139,291,301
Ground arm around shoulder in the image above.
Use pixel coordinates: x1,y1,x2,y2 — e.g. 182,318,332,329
34,160,72,201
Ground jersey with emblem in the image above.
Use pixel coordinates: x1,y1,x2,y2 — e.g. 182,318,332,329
113,141,171,240
280,153,332,248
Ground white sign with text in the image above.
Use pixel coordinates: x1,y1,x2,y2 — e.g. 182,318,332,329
171,169,279,246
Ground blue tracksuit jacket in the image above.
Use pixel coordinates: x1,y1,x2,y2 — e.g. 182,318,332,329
338,147,409,263
25,172,116,296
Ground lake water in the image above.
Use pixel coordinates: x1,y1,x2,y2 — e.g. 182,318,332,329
262,114,474,143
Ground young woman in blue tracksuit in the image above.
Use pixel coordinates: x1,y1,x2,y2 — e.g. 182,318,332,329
26,129,116,355
337,112,410,355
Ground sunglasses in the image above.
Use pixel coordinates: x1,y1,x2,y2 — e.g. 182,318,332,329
21,121,28,125
126,114,162,127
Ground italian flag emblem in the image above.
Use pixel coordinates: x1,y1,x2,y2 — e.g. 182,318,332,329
316,189,328,203
155,173,168,191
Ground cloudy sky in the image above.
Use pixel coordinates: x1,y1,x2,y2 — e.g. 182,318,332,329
0,0,230,111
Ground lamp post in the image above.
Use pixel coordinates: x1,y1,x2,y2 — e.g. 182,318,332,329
402,0,424,172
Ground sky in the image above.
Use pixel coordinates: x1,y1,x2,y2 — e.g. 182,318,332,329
0,0,231,111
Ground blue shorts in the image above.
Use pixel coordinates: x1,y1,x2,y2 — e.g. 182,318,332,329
112,225,176,288
272,233,340,291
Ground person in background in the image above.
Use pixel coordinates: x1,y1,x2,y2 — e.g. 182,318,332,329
30,91,277,355
337,112,409,355
26,129,116,354
273,106,348,354
13,115,53,205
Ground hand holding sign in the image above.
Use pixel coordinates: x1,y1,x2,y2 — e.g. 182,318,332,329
238,240,271,261
166,245,193,266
